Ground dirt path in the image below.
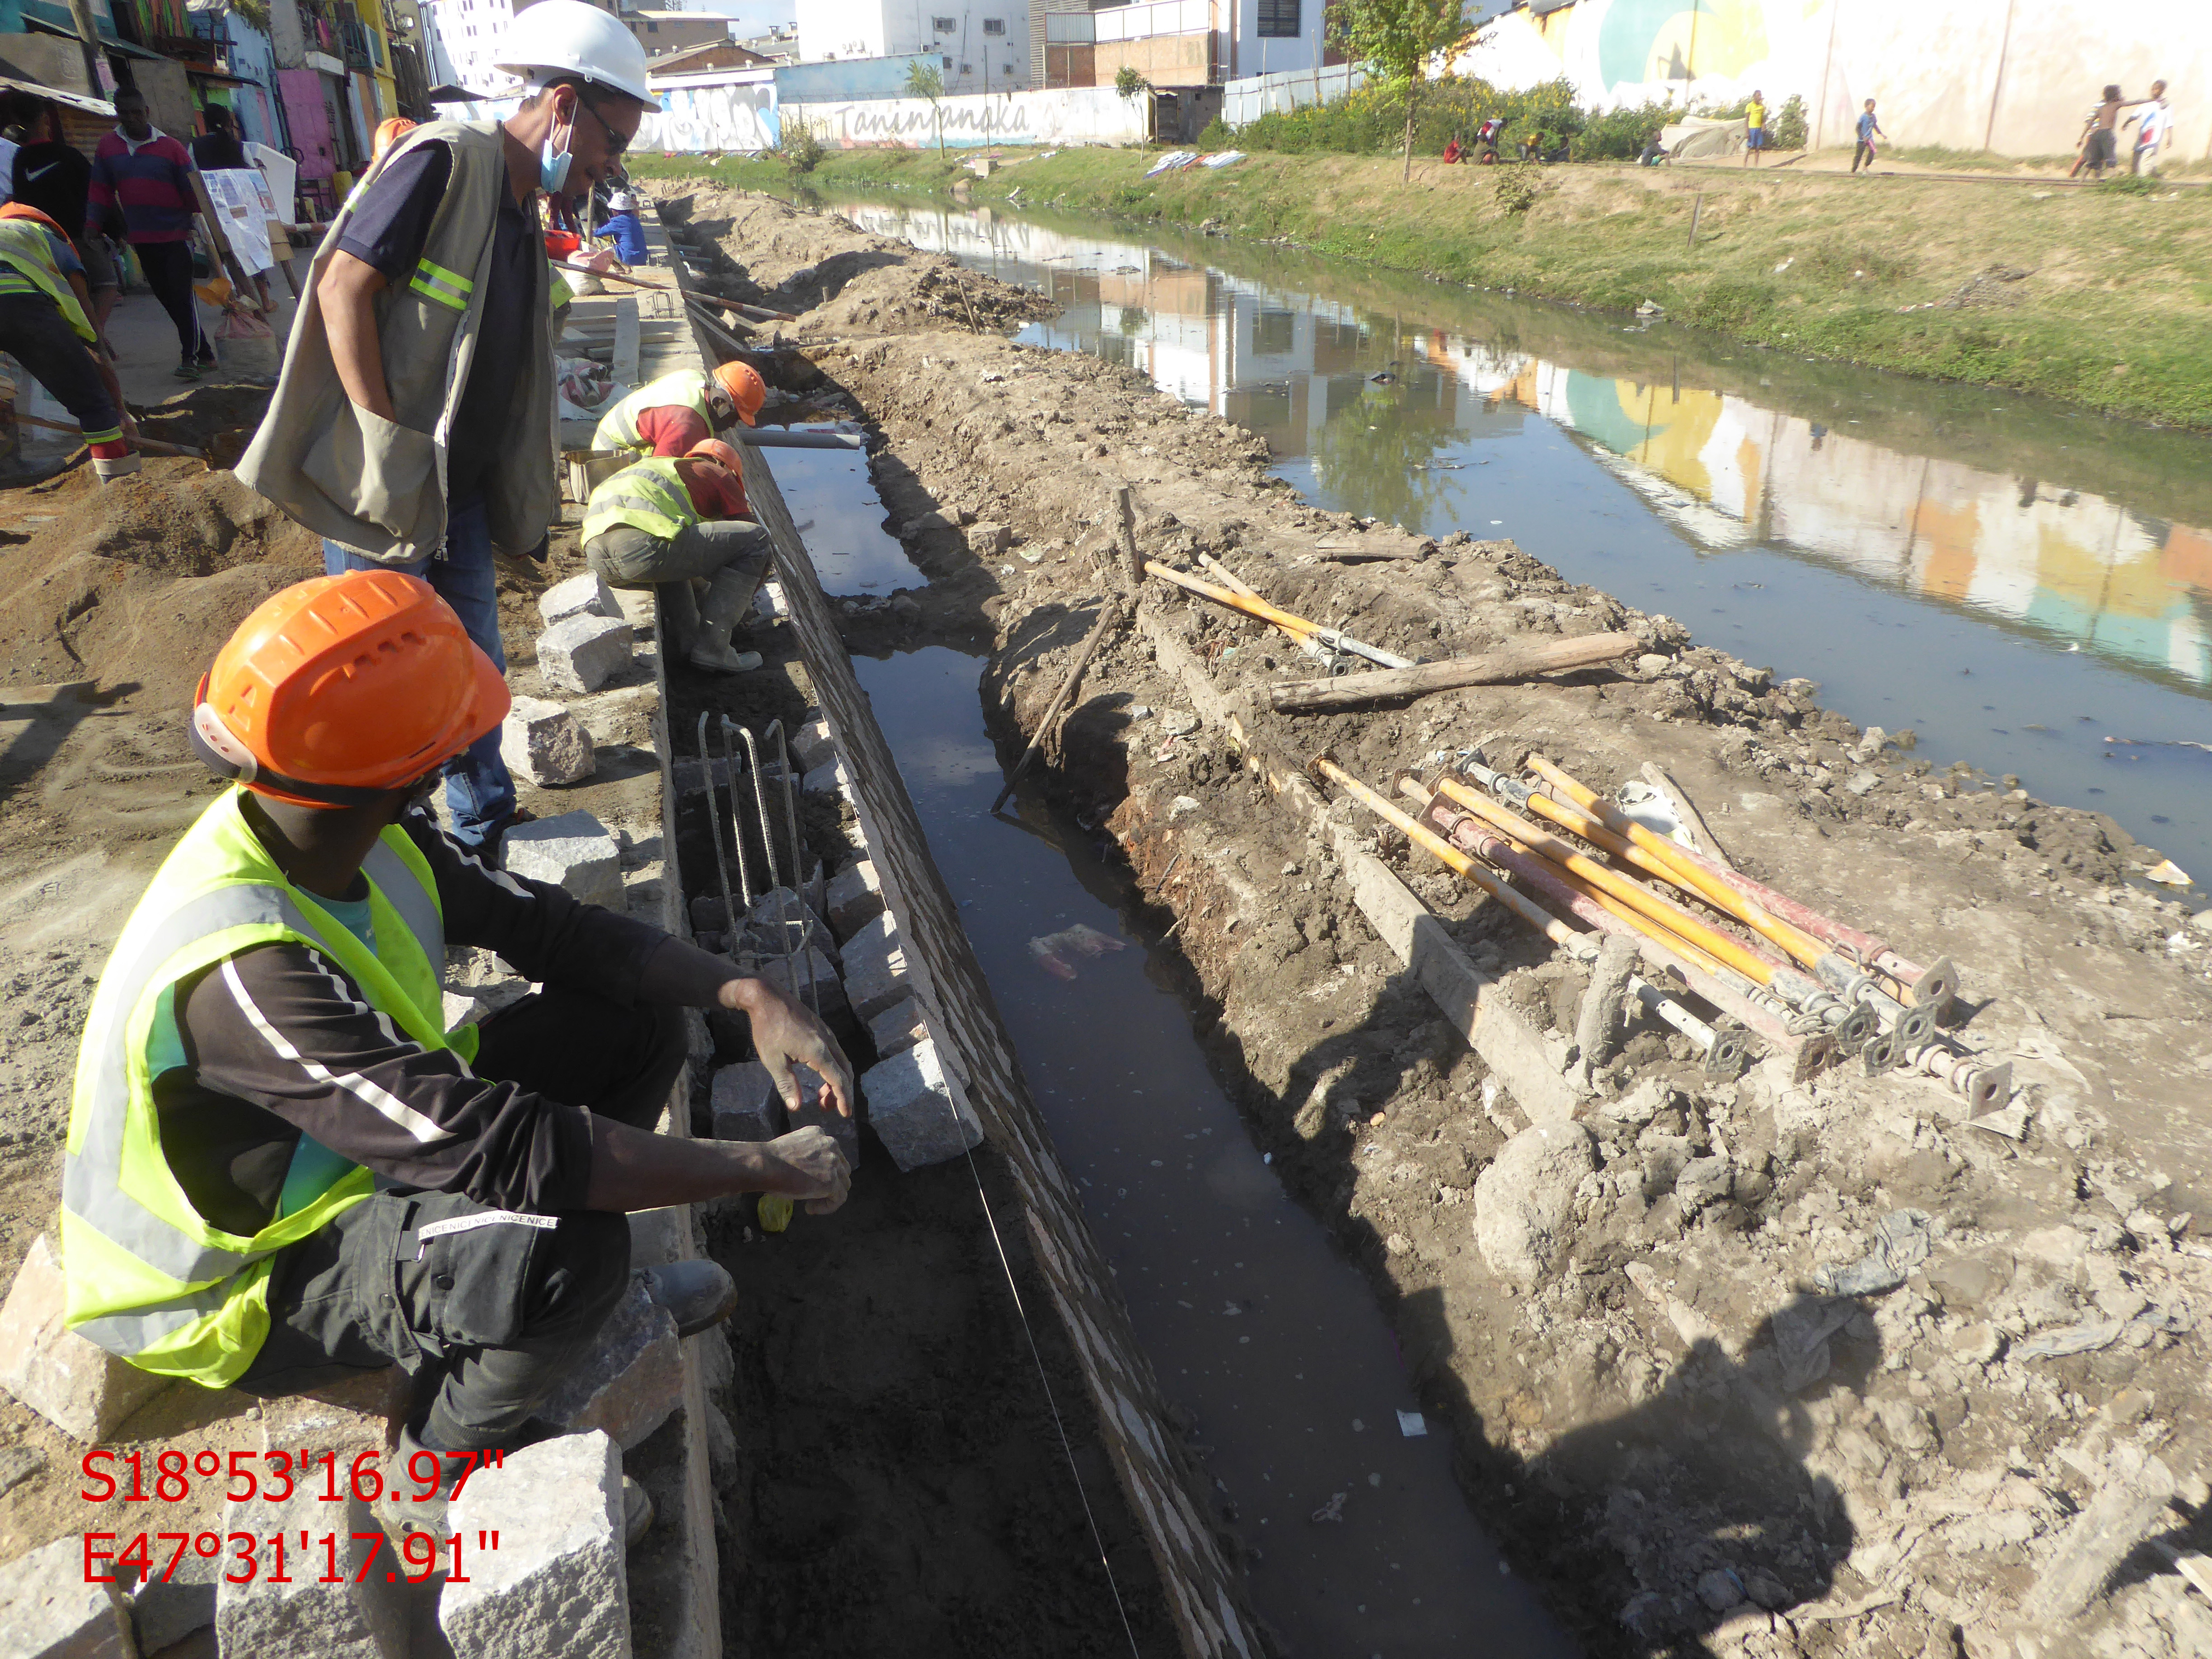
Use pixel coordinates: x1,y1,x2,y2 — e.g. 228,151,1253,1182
684,185,2212,1659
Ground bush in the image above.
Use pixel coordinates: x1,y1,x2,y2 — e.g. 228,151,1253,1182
1574,98,1675,161
1769,94,1808,151
776,115,825,176
1198,117,1233,149
1236,74,1581,159
1493,166,1544,214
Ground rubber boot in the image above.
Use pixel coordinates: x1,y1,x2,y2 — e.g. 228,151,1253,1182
92,452,141,485
658,579,703,661
688,564,764,675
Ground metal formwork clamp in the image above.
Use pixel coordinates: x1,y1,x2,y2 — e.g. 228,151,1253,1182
1912,1045,2013,1113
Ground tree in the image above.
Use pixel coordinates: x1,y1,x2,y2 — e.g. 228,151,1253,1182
905,58,947,155
1337,0,1479,183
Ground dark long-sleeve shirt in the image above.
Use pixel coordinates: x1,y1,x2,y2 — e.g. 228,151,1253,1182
154,810,683,1236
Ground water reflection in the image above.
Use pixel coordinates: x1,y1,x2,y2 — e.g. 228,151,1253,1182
834,197,2212,885
846,200,2212,697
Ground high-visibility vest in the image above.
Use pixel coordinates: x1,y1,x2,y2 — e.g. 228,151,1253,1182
62,789,476,1387
592,369,712,456
0,215,96,343
582,456,698,545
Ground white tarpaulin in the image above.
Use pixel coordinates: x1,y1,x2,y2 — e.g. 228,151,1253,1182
1658,116,1746,161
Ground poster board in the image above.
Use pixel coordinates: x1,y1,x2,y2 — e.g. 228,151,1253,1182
202,168,276,275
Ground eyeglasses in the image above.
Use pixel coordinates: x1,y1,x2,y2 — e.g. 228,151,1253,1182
575,96,632,159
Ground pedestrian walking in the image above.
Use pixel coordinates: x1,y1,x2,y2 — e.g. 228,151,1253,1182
61,568,852,1551
11,101,118,337
1851,99,1884,173
235,0,654,853
89,86,213,379
2126,80,2173,176
1743,89,1767,166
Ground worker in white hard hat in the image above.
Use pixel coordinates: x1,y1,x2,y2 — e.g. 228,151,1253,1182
595,184,647,264
236,0,653,857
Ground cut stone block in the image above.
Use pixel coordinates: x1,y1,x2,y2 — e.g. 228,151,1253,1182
839,913,909,1023
0,1233,169,1443
537,613,633,695
825,860,886,940
711,1061,786,1143
130,1550,219,1653
215,1490,404,1659
500,694,596,787
867,998,927,1060
536,1278,680,1452
965,520,1010,558
785,1064,858,1173
744,887,839,965
801,757,851,799
0,1536,131,1659
862,1038,983,1172
539,570,619,628
502,810,623,908
443,1433,631,1659
790,713,837,772
257,1367,404,1464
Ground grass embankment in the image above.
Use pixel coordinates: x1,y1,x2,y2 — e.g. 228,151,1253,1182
632,146,2212,430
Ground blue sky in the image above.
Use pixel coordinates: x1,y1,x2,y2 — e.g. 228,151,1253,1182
688,0,794,29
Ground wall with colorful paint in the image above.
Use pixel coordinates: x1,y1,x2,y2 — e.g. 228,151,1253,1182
1458,0,2211,163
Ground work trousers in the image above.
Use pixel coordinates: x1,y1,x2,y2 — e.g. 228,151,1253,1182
323,498,514,847
132,238,206,363
234,987,689,1454
584,518,771,589
0,291,120,441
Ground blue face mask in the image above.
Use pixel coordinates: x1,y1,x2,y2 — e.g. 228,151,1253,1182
539,109,575,196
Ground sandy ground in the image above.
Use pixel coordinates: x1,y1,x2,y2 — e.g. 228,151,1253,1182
676,186,2212,1659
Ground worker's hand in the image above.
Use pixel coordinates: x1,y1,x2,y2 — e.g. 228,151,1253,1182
119,409,138,441
757,1125,851,1214
722,976,855,1120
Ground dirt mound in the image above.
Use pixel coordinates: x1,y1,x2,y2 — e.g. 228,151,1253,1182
0,463,319,696
652,183,1054,337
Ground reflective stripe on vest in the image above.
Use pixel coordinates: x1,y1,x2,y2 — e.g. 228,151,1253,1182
591,369,712,455
408,254,473,313
581,456,697,545
0,216,96,342
62,791,465,1386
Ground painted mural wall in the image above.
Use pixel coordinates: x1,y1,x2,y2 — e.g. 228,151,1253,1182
637,77,780,152
1460,0,2211,162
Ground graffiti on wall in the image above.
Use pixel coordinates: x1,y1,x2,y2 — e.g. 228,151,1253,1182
788,85,1145,150
638,82,780,154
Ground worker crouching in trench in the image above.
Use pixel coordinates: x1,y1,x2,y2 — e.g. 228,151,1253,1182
582,437,772,674
60,570,854,1548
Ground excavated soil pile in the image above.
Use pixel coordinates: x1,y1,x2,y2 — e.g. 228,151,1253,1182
656,183,1056,337
697,188,2212,1659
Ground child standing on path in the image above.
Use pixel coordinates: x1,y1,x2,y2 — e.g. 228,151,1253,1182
2126,80,2172,175
1743,90,1767,166
1851,99,1884,173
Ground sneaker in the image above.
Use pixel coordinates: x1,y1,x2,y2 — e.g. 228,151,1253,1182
635,1259,739,1338
172,361,201,380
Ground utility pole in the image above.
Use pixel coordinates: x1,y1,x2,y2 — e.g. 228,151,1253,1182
64,0,105,99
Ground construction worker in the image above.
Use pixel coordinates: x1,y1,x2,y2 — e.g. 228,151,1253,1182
593,360,766,459
61,569,852,1547
235,0,653,854
582,439,772,674
0,201,138,481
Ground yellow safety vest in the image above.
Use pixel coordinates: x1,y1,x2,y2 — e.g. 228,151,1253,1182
0,216,97,342
582,456,698,545
592,369,713,457
62,789,476,1387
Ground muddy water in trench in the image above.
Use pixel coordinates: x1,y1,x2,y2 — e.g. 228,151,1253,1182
844,643,1572,1657
835,197,2212,893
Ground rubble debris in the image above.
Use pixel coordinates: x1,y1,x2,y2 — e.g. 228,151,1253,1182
1813,1207,1936,1296
2021,1444,2177,1622
1472,1120,1597,1285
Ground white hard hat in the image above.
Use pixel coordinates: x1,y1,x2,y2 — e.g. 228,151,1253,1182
497,0,653,106
608,189,637,210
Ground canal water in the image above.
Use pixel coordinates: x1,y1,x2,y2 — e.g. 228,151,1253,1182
853,644,1574,1659
834,197,2212,893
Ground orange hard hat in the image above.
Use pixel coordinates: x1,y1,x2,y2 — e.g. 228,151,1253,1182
711,360,766,426
188,571,509,809
687,438,744,472
372,117,417,164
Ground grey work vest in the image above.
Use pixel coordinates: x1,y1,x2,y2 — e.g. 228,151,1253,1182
235,121,558,564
